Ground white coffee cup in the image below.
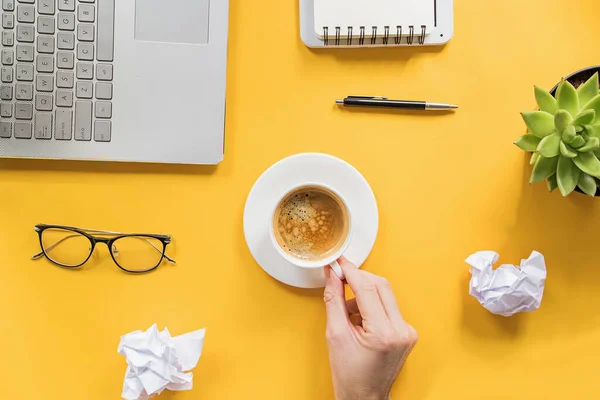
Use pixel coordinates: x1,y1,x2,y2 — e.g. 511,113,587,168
270,183,353,280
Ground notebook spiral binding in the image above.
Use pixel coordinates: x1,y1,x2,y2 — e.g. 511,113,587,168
323,25,427,46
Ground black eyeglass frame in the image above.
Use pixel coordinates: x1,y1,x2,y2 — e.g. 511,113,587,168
32,224,176,273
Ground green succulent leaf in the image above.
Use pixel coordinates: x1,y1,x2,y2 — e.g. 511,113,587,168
522,111,555,138
515,134,541,152
571,135,586,148
534,86,559,114
547,175,558,191
560,141,578,158
557,156,580,196
576,125,585,132
584,124,600,139
573,151,600,178
557,79,580,117
530,156,558,183
583,94,600,117
577,73,599,107
578,137,600,152
573,109,596,126
577,173,598,196
554,110,574,133
530,152,540,166
562,125,577,143
537,133,561,157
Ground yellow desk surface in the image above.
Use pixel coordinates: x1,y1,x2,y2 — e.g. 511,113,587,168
2,0,600,398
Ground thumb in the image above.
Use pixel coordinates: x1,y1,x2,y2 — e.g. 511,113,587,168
323,266,350,334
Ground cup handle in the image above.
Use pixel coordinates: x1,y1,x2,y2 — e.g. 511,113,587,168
329,260,345,280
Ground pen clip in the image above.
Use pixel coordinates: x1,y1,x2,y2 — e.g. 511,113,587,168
347,95,389,100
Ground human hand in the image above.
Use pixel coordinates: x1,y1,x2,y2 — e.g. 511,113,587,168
323,257,418,400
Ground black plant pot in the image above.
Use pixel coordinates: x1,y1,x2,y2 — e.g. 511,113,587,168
549,66,600,197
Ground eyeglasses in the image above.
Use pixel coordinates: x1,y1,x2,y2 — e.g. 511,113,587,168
32,224,176,273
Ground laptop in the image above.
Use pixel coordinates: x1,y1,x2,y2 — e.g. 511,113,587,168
0,0,229,164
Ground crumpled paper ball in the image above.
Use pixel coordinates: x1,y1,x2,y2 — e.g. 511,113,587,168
465,250,547,317
118,324,206,400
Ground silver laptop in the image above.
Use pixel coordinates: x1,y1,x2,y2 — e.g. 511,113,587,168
0,0,228,164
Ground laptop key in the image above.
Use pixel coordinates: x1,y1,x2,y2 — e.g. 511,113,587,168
96,63,112,81
94,120,111,142
1,67,13,82
55,108,72,139
16,25,34,42
34,113,52,139
0,121,11,137
76,61,92,79
78,4,94,22
15,102,33,119
2,0,14,12
2,30,13,46
56,89,73,107
14,121,32,138
16,63,33,80
77,23,94,41
97,0,114,61
15,82,32,100
57,0,75,12
74,100,92,140
56,70,74,88
37,35,55,53
76,81,92,98
58,12,75,30
15,44,33,61
17,5,34,23
35,93,53,111
77,42,93,60
1,49,13,65
0,103,12,117
0,84,12,99
2,13,14,29
57,51,74,69
37,16,56,34
57,32,75,49
36,74,53,91
95,101,111,118
36,54,54,73
95,82,111,99
38,0,55,15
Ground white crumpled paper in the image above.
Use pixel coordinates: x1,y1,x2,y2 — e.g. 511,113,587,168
118,324,206,400
465,251,547,317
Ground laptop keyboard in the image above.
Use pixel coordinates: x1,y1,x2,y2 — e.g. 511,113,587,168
0,0,114,142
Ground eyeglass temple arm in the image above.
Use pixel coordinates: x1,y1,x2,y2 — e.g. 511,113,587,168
31,234,80,260
32,235,177,264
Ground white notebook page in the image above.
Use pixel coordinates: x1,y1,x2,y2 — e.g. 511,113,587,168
314,0,435,38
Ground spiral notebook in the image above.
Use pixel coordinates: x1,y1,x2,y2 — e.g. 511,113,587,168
300,0,454,48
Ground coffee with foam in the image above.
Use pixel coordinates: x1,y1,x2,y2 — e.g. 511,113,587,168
273,186,349,261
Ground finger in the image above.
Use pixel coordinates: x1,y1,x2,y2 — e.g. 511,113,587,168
346,298,359,314
366,273,404,325
338,256,387,326
323,266,350,332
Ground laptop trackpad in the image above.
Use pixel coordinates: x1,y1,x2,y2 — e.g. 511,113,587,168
135,0,210,44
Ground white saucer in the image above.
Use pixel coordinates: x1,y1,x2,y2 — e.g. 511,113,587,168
243,153,379,289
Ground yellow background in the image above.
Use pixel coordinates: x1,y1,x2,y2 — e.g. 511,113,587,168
1,0,600,398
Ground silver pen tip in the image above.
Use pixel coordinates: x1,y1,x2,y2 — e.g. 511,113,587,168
449,104,459,109
335,100,344,104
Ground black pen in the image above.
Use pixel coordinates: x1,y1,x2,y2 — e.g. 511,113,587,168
335,96,458,110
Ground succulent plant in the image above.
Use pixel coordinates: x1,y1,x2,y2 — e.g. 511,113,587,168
515,72,600,197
